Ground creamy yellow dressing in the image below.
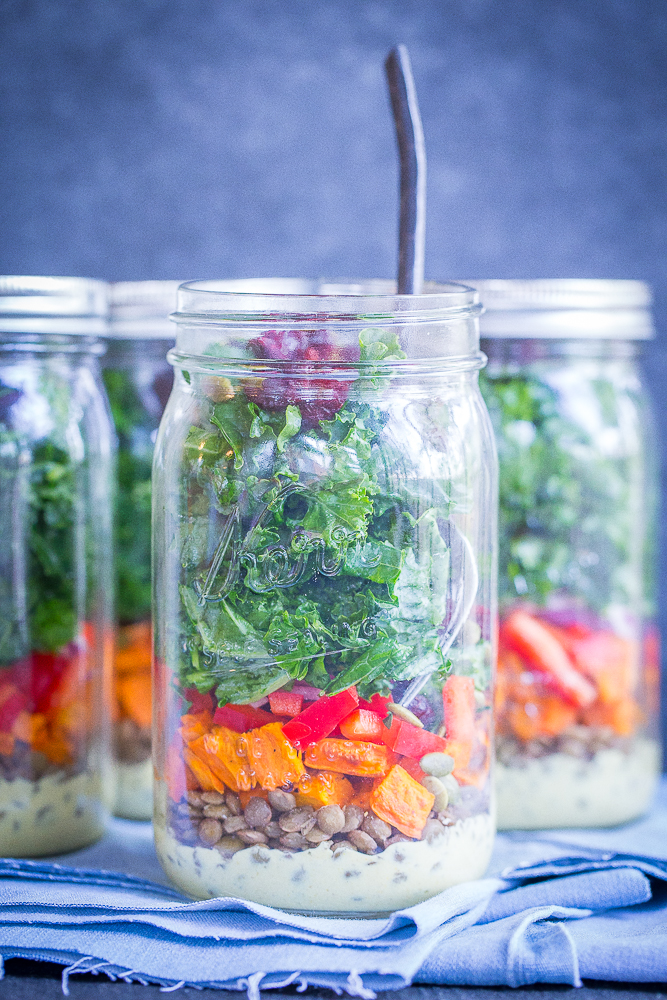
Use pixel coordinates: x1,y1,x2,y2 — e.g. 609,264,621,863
113,759,154,820
155,811,495,913
0,771,107,856
496,736,660,830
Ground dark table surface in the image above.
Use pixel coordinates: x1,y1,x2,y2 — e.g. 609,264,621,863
2,961,666,998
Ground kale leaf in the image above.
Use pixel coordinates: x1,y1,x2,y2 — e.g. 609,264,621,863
175,329,464,705
480,369,641,612
103,366,158,624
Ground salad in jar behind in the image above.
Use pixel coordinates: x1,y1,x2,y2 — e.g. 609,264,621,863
152,279,497,914
477,279,661,829
104,282,177,819
0,277,114,855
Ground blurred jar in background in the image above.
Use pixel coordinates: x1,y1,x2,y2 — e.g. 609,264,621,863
104,281,177,820
476,279,661,829
0,277,113,854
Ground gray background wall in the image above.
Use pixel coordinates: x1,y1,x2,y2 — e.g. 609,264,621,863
2,0,667,740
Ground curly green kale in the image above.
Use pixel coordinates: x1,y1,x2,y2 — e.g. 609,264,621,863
103,368,154,624
176,328,456,706
480,369,641,613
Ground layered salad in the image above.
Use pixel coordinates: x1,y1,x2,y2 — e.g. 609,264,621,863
0,377,106,854
103,361,171,818
482,363,660,828
155,322,494,911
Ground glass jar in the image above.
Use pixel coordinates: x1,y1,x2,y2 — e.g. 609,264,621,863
104,282,178,820
0,276,114,855
152,278,497,914
476,279,661,829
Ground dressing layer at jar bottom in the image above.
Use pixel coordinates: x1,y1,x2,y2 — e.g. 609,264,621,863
496,736,660,830
0,771,107,855
154,810,494,913
113,760,153,821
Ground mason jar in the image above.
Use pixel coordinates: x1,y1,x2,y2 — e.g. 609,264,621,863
152,278,497,914
104,281,178,820
475,279,661,829
0,276,114,854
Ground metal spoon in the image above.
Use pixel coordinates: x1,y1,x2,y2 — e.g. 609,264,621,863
399,519,479,708
385,44,427,295
385,47,480,706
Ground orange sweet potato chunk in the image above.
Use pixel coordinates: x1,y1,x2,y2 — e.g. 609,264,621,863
370,764,435,839
118,673,152,730
180,711,213,744
199,725,255,791
304,738,397,777
183,746,226,793
582,697,643,737
506,694,577,742
295,771,354,808
115,622,152,676
245,722,305,791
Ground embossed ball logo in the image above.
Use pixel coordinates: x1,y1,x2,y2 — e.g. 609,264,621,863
194,481,381,606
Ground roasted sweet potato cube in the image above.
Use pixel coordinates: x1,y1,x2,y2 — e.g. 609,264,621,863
183,746,226,794
369,764,435,839
245,722,305,790
295,771,354,808
304,738,397,776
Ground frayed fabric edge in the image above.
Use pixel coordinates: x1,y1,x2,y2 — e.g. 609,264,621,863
345,970,377,999
7,952,397,996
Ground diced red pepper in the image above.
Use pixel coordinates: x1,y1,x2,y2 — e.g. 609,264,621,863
282,687,359,749
184,688,214,715
213,702,275,733
339,708,386,743
268,690,303,717
500,609,597,708
0,683,28,733
382,715,449,758
357,693,391,718
13,650,73,715
568,631,633,704
398,754,426,782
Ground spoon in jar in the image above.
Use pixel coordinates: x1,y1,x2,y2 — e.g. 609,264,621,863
385,46,480,706
385,44,427,294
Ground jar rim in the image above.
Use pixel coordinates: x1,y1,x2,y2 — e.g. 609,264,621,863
464,279,654,340
173,278,480,323
108,280,181,340
0,275,107,335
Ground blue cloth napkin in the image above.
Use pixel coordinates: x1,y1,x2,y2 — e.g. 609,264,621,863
0,780,665,995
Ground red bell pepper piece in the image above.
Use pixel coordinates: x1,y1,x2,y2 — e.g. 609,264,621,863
213,702,275,733
339,708,386,743
500,609,597,708
398,754,426,782
12,650,70,715
382,715,449,758
357,693,391,718
268,690,303,717
567,630,634,706
184,688,214,715
0,682,28,733
282,687,359,749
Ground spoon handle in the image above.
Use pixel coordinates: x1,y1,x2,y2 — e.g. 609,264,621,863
385,45,427,295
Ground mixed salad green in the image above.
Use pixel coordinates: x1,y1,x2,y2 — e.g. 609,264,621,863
0,385,78,665
174,327,490,710
102,368,155,625
479,368,641,614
